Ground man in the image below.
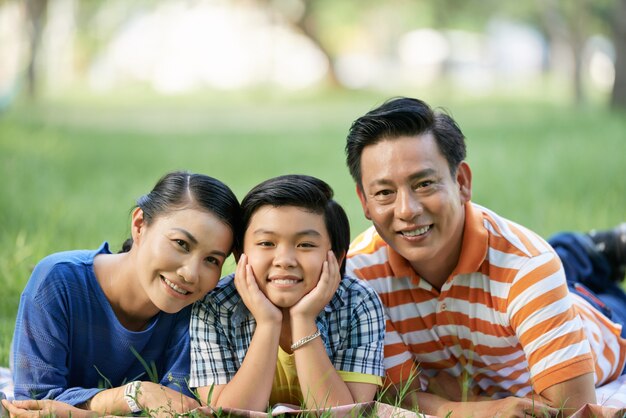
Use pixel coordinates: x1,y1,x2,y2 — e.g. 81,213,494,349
344,97,626,417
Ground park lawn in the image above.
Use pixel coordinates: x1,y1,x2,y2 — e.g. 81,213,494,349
1,88,625,367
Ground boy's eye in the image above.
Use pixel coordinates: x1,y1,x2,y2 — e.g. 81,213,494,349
258,241,274,247
298,242,317,248
175,239,189,251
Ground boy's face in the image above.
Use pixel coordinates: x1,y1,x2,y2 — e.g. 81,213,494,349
243,205,332,308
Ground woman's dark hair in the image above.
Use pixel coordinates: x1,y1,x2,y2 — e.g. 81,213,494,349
346,97,466,187
239,175,350,276
120,171,241,254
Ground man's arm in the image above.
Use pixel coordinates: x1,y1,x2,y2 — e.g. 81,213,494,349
381,380,558,418
540,372,596,416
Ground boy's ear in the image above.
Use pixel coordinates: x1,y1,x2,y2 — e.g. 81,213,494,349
336,250,346,268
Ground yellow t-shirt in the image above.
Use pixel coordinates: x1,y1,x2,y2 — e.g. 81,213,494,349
269,346,382,407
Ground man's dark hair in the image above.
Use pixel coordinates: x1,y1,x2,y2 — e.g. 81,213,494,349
345,97,466,187
240,175,350,276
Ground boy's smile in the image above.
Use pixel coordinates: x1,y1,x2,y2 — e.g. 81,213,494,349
244,205,332,309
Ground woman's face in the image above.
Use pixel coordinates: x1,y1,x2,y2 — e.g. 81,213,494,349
133,206,233,314
243,205,332,309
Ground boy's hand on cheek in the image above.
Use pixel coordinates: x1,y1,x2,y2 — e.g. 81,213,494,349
234,254,282,325
290,251,341,320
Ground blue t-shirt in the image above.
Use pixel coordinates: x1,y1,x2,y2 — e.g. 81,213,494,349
12,242,193,406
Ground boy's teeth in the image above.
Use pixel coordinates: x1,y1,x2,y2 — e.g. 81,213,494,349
402,225,430,237
273,279,299,285
163,277,189,295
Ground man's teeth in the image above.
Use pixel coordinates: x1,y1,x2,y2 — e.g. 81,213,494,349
163,277,189,295
402,225,430,237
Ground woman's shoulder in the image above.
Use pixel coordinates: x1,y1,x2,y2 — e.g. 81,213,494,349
26,243,110,293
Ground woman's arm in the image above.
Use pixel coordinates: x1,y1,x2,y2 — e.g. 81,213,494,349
12,266,105,406
85,382,198,416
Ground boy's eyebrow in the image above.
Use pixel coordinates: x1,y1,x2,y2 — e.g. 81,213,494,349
252,228,323,237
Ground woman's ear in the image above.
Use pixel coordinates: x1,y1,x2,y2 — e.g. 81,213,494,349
130,207,146,244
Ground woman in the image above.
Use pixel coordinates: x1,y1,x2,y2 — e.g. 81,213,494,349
6,171,241,417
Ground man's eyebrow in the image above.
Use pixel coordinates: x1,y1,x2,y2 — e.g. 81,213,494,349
367,168,437,187
408,168,437,180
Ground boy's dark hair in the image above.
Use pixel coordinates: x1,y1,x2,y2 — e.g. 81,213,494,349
346,97,467,187
121,171,242,253
240,175,350,276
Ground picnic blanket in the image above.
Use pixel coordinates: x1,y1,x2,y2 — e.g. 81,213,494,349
1,367,625,417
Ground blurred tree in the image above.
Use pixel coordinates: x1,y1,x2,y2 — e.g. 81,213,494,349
611,0,626,108
24,0,48,99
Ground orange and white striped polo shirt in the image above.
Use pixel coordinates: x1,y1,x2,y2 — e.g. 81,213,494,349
347,202,626,397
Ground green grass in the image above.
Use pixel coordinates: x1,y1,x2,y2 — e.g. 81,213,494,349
1,87,625,367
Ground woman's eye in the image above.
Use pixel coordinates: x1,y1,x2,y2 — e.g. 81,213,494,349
175,239,189,251
206,256,220,266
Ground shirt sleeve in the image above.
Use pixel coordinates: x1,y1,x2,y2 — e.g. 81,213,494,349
189,297,240,388
12,264,104,406
379,312,425,390
157,308,194,398
507,252,594,394
332,281,386,379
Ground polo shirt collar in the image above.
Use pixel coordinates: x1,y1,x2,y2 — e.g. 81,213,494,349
386,201,488,286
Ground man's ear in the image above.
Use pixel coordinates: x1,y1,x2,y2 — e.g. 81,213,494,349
356,185,372,220
130,207,146,244
456,162,472,203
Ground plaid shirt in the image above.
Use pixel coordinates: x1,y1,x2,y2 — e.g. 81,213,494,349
189,274,385,387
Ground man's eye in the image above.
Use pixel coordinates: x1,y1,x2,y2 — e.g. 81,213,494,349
373,189,395,201
416,180,434,189
175,239,189,251
375,189,394,196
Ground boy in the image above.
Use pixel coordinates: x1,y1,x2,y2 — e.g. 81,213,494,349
189,175,385,412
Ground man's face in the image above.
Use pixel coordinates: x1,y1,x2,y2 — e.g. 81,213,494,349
356,134,471,281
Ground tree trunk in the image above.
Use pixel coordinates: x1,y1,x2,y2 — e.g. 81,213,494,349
294,0,340,87
611,0,626,109
25,0,48,100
